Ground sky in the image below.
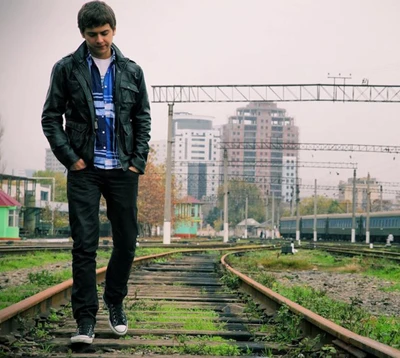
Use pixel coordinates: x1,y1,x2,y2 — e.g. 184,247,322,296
1,0,400,198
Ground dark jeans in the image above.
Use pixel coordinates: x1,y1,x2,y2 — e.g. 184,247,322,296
67,166,139,324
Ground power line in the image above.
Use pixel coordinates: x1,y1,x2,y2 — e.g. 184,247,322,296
173,160,356,169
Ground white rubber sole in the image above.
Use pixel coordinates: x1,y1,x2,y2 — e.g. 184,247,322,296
70,334,94,344
108,319,128,336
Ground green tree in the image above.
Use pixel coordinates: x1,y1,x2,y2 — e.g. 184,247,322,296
217,179,265,226
205,206,220,228
298,195,347,215
41,203,69,229
32,170,67,202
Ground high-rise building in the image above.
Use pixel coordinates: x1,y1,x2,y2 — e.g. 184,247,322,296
282,155,298,203
172,112,221,200
222,102,299,200
45,148,65,173
149,140,167,165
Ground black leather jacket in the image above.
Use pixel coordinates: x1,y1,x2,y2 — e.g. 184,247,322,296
41,42,151,173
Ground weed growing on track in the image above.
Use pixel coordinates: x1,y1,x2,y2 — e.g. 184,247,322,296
227,249,400,348
0,269,71,309
220,271,240,290
28,269,69,286
161,336,241,356
0,248,180,308
0,247,177,273
272,305,302,342
289,335,337,358
0,251,71,271
126,298,224,331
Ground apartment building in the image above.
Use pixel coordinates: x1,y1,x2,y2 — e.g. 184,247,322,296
172,112,221,200
149,140,167,165
338,177,381,210
45,148,65,173
282,155,298,203
221,102,299,200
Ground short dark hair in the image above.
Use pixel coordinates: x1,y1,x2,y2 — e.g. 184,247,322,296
77,1,116,33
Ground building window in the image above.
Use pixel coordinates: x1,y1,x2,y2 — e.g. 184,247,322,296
8,209,18,227
40,191,49,201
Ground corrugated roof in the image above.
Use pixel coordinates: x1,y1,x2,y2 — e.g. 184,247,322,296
0,190,22,207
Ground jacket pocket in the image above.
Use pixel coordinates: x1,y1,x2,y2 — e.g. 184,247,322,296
120,81,139,104
67,79,86,107
121,122,134,154
65,121,88,151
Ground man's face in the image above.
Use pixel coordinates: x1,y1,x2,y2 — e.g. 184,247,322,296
82,24,115,59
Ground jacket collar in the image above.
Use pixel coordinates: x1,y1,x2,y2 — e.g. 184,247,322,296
72,41,126,64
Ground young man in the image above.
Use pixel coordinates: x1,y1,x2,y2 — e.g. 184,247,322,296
41,1,151,344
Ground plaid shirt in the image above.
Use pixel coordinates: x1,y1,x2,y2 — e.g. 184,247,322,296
87,51,120,169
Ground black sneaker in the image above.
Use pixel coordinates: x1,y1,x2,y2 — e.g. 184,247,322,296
70,322,95,344
104,298,128,336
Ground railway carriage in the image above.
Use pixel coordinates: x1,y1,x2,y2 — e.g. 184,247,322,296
301,215,328,238
279,211,400,243
325,213,362,241
361,211,400,242
279,217,297,237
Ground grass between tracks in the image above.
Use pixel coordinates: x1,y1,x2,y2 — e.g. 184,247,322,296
125,298,225,330
226,249,400,348
0,248,177,309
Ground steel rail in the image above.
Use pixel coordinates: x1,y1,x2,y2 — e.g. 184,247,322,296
0,252,172,334
0,246,267,334
221,251,400,358
1,246,399,357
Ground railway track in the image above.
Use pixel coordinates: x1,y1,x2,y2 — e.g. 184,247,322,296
0,240,254,256
1,249,399,357
306,244,400,262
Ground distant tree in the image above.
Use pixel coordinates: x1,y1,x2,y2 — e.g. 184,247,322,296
216,179,265,226
31,170,67,202
291,195,348,216
0,115,6,173
137,151,168,236
213,218,223,231
41,203,69,229
205,206,220,228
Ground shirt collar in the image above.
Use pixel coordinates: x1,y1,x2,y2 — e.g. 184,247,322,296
86,47,116,65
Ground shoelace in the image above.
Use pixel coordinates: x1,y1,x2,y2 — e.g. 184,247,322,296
109,305,126,325
77,324,94,335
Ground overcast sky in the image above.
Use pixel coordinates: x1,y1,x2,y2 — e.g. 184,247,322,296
1,0,400,197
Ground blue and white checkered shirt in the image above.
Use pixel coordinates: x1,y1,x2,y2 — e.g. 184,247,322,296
87,51,120,169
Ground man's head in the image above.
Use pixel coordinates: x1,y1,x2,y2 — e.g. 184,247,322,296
78,1,116,34
78,1,116,59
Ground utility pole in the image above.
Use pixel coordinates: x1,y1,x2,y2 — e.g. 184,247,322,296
290,186,295,216
163,103,174,244
295,183,300,242
351,169,356,243
265,194,268,237
244,195,248,239
271,192,275,240
380,185,383,211
223,149,229,243
313,179,317,242
366,172,371,244
276,199,281,235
